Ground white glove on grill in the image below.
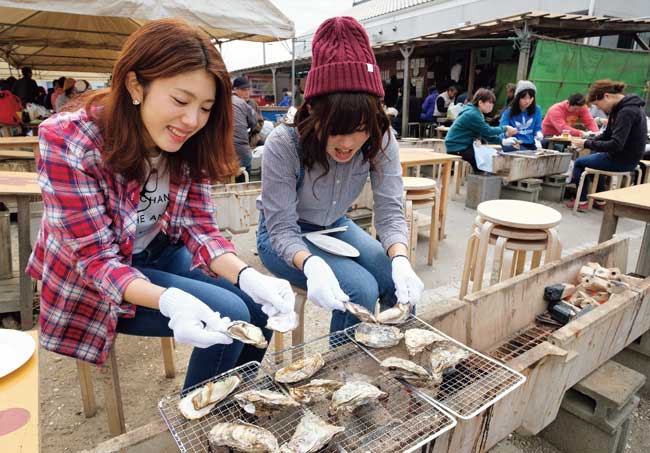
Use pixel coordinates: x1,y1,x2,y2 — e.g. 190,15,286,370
302,256,348,312
238,267,295,315
159,287,233,348
391,256,424,305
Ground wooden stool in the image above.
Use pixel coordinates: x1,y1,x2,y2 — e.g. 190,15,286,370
273,287,308,362
453,160,472,195
76,337,176,436
636,160,650,184
574,167,635,213
460,200,562,298
403,177,440,265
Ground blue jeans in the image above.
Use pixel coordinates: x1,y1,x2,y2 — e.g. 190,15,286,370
116,233,271,390
256,215,397,334
572,153,638,201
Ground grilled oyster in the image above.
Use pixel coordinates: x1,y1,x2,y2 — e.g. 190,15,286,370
208,421,279,452
275,354,325,384
374,302,410,325
279,413,344,453
380,357,434,386
178,375,241,420
429,341,470,382
288,379,344,404
404,328,445,356
344,301,377,323
354,322,403,348
330,381,387,415
227,321,268,349
234,389,300,416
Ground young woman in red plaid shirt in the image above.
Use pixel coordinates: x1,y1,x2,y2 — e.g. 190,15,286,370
27,20,295,390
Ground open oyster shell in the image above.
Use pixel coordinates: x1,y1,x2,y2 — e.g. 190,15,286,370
275,354,325,384
208,421,279,452
178,375,241,420
234,389,300,416
344,301,377,324
380,357,434,386
374,302,411,325
227,321,268,349
288,379,343,404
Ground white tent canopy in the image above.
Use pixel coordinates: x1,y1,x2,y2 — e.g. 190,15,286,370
0,0,295,73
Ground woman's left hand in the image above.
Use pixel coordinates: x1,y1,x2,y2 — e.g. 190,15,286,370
238,267,295,314
391,255,424,305
571,137,586,149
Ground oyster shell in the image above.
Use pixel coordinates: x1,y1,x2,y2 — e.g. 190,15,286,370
178,375,241,420
429,341,470,382
275,354,325,384
227,321,268,349
404,328,445,356
344,301,377,324
279,413,344,453
374,302,411,325
354,322,403,348
208,421,279,452
234,389,300,416
330,381,387,415
380,357,434,386
288,379,344,404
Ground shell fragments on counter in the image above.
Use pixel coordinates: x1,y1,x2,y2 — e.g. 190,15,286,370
354,322,404,348
178,375,241,420
234,389,300,416
380,357,434,386
330,381,388,415
227,321,268,349
404,328,446,356
429,341,470,382
274,354,325,384
288,379,344,404
374,302,411,325
279,412,345,453
208,421,279,452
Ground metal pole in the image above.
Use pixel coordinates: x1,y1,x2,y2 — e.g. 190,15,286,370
262,42,266,65
516,22,531,81
271,67,277,105
400,46,414,137
291,38,296,107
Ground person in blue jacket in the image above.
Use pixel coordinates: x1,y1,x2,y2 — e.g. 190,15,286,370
499,80,543,151
420,85,438,122
444,88,517,171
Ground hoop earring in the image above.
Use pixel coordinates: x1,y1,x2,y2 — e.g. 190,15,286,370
132,99,141,105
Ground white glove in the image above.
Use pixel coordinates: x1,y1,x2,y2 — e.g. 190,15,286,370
302,256,348,312
391,256,424,305
238,267,295,315
502,137,518,147
535,131,544,141
534,139,542,149
159,287,233,348
266,311,299,333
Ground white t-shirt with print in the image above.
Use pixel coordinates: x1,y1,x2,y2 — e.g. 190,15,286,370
133,155,170,254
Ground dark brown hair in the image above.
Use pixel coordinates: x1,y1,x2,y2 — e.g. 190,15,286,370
293,92,389,174
85,19,238,184
471,88,496,106
587,80,626,103
567,93,586,106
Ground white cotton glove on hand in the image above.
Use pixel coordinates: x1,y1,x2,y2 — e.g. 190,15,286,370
238,267,295,315
502,137,519,147
303,256,348,312
158,287,233,348
391,255,425,305
534,131,544,149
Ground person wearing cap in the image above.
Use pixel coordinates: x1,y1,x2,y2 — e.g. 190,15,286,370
256,16,424,333
233,76,265,147
55,77,76,112
231,76,258,182
499,80,543,151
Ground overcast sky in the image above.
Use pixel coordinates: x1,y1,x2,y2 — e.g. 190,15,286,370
220,0,352,71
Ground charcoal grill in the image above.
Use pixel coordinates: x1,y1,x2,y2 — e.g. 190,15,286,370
345,316,526,419
264,330,457,453
489,322,558,362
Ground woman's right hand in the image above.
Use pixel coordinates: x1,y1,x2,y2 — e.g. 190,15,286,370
505,126,518,137
302,256,348,312
158,287,233,348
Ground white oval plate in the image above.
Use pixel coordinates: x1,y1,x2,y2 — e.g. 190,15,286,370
305,232,360,257
0,329,36,379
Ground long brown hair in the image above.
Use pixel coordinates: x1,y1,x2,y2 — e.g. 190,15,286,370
587,80,626,103
85,19,238,184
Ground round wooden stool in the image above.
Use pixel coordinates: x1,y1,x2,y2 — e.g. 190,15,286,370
403,177,440,265
460,200,562,298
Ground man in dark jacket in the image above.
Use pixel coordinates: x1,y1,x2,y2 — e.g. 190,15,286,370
566,80,647,210
231,77,257,182
12,67,39,105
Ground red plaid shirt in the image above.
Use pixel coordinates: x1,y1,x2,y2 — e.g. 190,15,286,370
27,108,235,365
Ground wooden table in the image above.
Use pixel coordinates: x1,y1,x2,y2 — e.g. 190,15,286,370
0,137,40,162
399,148,460,238
0,329,38,452
589,184,650,276
0,171,40,329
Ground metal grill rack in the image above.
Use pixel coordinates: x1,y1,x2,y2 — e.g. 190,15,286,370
264,331,457,453
489,322,558,362
345,316,526,419
158,361,303,453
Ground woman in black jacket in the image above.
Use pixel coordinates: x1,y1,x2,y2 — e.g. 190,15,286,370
567,80,647,211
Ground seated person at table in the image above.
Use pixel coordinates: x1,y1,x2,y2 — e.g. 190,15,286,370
434,85,458,121
566,80,647,211
444,88,517,172
499,80,543,152
542,93,599,138
27,19,296,391
420,85,438,122
256,17,424,335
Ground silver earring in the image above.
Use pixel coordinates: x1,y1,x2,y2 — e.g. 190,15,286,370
132,99,140,105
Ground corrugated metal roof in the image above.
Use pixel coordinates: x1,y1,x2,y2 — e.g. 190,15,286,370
344,0,447,22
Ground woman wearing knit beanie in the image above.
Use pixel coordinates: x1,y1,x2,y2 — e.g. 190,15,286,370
256,17,423,333
499,80,543,151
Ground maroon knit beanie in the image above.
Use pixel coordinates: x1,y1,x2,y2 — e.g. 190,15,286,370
304,16,384,101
